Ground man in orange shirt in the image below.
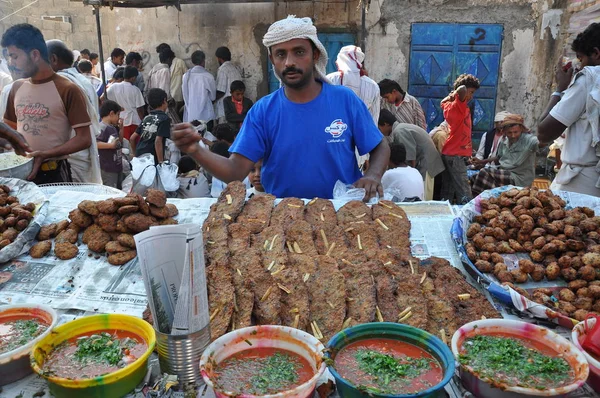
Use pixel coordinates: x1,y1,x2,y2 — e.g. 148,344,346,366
439,74,480,204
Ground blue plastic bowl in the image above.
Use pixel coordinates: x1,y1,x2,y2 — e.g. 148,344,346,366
326,322,455,398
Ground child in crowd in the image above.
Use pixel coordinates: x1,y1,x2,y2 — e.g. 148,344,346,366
130,88,171,164
223,80,253,132
107,66,145,141
381,142,424,201
212,123,236,145
247,159,265,197
176,155,210,198
209,141,250,197
97,100,124,189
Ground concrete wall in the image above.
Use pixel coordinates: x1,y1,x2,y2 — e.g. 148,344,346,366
0,0,570,127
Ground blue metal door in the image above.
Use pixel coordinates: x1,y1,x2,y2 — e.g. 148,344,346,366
267,32,355,93
408,23,503,144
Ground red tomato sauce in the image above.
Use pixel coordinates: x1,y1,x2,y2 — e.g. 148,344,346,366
213,347,313,395
41,329,147,380
334,338,443,394
0,315,49,354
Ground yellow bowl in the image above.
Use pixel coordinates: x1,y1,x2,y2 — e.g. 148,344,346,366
30,314,155,398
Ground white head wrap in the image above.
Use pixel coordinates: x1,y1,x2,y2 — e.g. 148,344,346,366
263,16,329,83
494,111,511,123
335,45,364,96
72,50,81,62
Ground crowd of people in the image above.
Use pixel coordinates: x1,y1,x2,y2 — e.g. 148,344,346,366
0,17,597,202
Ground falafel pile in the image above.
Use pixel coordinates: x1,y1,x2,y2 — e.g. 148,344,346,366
29,189,178,265
0,184,36,249
465,187,600,320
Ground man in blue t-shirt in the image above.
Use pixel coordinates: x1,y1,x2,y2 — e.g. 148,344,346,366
172,16,389,200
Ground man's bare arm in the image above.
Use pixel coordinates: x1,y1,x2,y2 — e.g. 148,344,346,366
538,60,573,144
172,123,254,181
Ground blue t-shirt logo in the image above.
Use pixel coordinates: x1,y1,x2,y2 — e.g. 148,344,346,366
325,119,348,138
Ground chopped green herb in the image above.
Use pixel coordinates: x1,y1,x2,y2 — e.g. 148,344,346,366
0,319,47,354
74,333,124,366
248,352,301,395
353,349,432,394
459,335,573,389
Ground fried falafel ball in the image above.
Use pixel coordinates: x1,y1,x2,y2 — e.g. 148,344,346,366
511,269,529,283
108,250,137,266
54,242,79,260
578,265,597,282
546,263,561,281
558,288,576,302
475,260,493,273
37,224,57,241
518,259,535,274
69,209,92,228
29,240,52,258
145,189,167,208
496,270,514,283
561,267,578,281
531,265,546,282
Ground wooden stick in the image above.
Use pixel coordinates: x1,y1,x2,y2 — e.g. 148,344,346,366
287,203,302,208
286,241,293,253
278,283,291,294
320,229,329,250
419,272,427,284
357,234,363,250
375,306,384,322
293,241,303,254
268,234,279,251
398,311,413,323
260,286,273,302
342,318,353,329
389,212,403,219
376,218,389,230
325,242,336,257
380,202,393,209
236,268,242,276
292,314,300,329
440,329,447,344
303,273,310,282
267,260,275,271
308,198,317,206
398,306,412,319
356,212,367,218
271,265,285,276
320,212,325,222
409,260,415,275
209,307,221,322
226,194,232,204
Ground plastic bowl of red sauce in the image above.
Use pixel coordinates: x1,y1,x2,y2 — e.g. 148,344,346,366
325,322,455,397
200,325,326,397
0,304,57,386
572,317,600,392
452,319,589,398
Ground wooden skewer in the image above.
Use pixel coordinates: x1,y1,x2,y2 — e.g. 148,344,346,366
376,218,389,230
260,286,273,302
419,272,427,284
310,321,318,338
357,235,363,250
263,239,269,249
341,259,353,266
233,296,238,312
287,203,302,208
389,212,403,219
271,265,285,276
320,212,325,222
320,229,329,250
440,329,447,344
344,227,354,232
375,306,384,322
342,318,353,329
226,194,232,204
268,234,279,251
398,306,412,319
312,321,323,340
278,283,291,294
398,311,413,323
308,198,317,205
286,241,294,253
325,242,336,257
209,307,221,322
292,314,300,329
267,260,275,271
206,240,215,245
384,261,392,265
380,202,393,209
356,212,367,218
409,260,415,274
236,268,242,276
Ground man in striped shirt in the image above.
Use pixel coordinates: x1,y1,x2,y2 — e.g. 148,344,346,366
379,79,427,131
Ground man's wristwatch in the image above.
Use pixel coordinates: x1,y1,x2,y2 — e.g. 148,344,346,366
551,91,564,98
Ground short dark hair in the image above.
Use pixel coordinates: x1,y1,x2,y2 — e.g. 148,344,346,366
78,59,93,73
378,79,405,96
80,49,90,56
112,67,125,80
156,43,171,53
215,46,231,61
572,23,600,56
389,142,407,165
99,100,122,118
1,23,49,62
191,50,205,66
110,48,125,59
210,141,231,158
125,51,142,65
90,52,98,60
47,40,74,66
178,155,198,174
230,80,245,93
159,48,175,64
454,74,480,90
378,109,397,126
213,123,235,144
124,65,139,79
147,88,167,109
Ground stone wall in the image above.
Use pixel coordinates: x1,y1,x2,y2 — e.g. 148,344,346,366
0,0,573,127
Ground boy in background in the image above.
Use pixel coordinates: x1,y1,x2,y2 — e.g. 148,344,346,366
107,66,145,141
97,100,123,188
130,88,170,164
439,74,480,204
176,155,210,198
247,159,265,197
223,80,253,132
212,123,236,145
381,142,424,201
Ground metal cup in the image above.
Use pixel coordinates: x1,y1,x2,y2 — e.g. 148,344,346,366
154,326,211,386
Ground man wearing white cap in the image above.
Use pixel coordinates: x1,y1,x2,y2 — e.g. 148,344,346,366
172,16,389,200
472,111,510,168
327,45,380,169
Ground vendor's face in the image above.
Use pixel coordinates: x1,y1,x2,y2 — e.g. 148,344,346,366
6,46,38,79
270,39,318,89
576,48,600,68
504,125,522,144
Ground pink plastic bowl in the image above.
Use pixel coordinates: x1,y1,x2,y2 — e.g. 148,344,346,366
451,319,589,397
200,325,326,398
572,318,600,393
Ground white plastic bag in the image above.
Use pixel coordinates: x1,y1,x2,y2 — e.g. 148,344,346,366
131,154,156,184
157,162,179,192
332,180,366,201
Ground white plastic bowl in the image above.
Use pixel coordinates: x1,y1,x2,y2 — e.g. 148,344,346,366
572,317,600,393
451,319,589,397
0,153,33,180
0,304,58,386
200,325,326,398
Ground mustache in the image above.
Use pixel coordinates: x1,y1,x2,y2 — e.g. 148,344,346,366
283,67,302,76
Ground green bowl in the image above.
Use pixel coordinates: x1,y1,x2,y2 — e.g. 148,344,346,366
325,322,455,398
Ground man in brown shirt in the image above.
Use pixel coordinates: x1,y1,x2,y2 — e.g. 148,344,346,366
1,24,91,184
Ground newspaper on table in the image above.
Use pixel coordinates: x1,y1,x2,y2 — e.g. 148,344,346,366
135,223,209,335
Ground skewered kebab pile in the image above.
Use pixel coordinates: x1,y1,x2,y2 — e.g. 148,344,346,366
204,182,500,343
